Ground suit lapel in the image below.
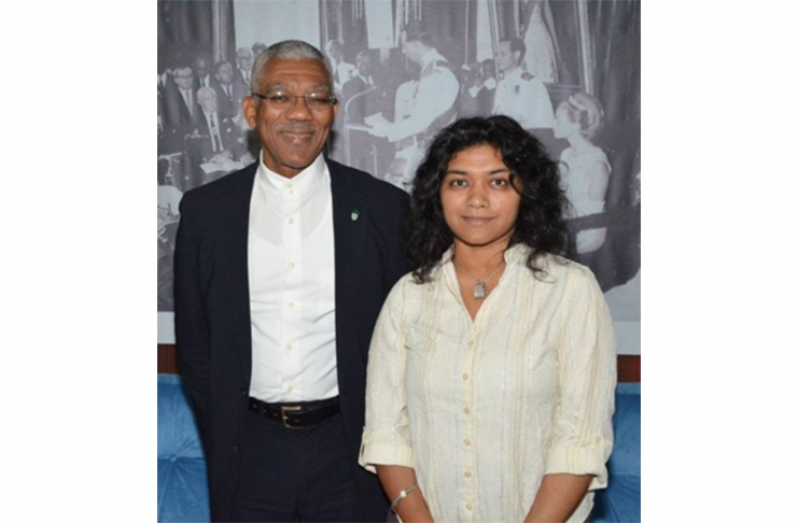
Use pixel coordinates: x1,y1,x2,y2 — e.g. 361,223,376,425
329,160,366,355
227,165,257,384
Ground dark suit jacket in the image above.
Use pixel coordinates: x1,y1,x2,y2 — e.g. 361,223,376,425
233,68,250,90
174,158,409,522
161,82,201,132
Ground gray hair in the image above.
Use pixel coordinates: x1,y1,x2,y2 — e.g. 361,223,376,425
250,40,333,94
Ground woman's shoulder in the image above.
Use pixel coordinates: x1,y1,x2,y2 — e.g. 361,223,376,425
582,144,611,171
524,252,599,289
385,270,433,302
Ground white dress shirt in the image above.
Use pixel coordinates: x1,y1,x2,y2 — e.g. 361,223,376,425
248,153,338,402
360,244,616,522
382,48,459,143
492,66,555,129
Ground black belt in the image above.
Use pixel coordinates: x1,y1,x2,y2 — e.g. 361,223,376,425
248,396,340,429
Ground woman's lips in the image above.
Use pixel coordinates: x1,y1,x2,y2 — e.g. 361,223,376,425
462,216,493,226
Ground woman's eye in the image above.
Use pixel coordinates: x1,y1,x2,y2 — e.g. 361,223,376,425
492,178,509,186
450,179,467,187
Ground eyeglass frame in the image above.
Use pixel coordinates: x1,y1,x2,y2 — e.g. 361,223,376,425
251,92,338,110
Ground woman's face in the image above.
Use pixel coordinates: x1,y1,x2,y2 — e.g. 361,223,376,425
553,104,579,139
440,144,521,251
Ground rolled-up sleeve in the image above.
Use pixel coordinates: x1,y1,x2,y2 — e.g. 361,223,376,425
545,267,617,490
359,278,415,473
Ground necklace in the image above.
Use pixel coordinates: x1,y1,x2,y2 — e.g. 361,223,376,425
454,258,506,300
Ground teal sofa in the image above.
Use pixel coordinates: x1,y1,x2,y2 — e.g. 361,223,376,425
157,375,640,522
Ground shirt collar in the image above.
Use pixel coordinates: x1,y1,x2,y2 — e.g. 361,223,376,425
440,242,531,267
257,152,326,196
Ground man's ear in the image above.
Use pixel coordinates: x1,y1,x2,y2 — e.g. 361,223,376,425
242,96,257,129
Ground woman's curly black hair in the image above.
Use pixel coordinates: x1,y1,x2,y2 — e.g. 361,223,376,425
403,115,572,282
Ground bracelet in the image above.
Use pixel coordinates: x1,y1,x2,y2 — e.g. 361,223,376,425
390,483,419,512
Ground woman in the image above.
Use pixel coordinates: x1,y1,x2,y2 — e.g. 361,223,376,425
360,115,616,522
554,93,612,254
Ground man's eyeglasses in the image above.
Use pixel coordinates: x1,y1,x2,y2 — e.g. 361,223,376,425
252,92,337,111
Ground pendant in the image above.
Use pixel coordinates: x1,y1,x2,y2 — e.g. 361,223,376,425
474,281,487,300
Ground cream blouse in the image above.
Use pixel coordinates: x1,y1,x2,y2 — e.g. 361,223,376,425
360,244,617,522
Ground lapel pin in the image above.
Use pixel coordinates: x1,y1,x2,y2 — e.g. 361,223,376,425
351,209,360,221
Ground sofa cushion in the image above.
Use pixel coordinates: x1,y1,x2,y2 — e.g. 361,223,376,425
591,382,641,522
158,374,210,522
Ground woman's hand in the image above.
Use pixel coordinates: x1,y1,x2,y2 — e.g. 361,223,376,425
376,465,435,523
523,473,592,523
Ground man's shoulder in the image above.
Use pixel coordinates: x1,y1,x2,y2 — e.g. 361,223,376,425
182,162,257,209
327,157,408,203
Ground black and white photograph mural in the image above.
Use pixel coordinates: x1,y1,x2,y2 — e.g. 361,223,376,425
157,0,641,354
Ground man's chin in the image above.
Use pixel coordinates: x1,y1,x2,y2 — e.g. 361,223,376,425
280,159,313,171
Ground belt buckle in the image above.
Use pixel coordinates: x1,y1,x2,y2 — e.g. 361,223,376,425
281,405,303,429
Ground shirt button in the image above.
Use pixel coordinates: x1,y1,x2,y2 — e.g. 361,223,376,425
288,302,295,309
287,385,294,393
462,373,469,381
463,407,470,415
467,339,474,347
288,218,295,225
464,471,472,478
464,439,471,446
286,344,293,351
288,261,295,269
465,504,473,511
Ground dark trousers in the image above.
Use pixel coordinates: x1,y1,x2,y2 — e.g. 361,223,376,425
230,409,358,522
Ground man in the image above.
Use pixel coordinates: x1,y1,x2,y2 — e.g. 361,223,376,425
252,41,267,58
234,47,254,88
193,56,214,90
175,40,408,522
342,50,377,122
368,21,460,186
325,39,356,94
181,87,242,186
492,38,555,130
459,58,497,117
160,65,201,150
213,60,248,121
189,87,238,158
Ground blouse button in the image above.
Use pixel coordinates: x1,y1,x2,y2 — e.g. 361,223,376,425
463,438,471,446
464,471,472,478
462,373,469,381
465,504,473,511
463,407,470,415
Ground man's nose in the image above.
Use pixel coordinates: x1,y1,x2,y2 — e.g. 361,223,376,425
286,97,313,120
